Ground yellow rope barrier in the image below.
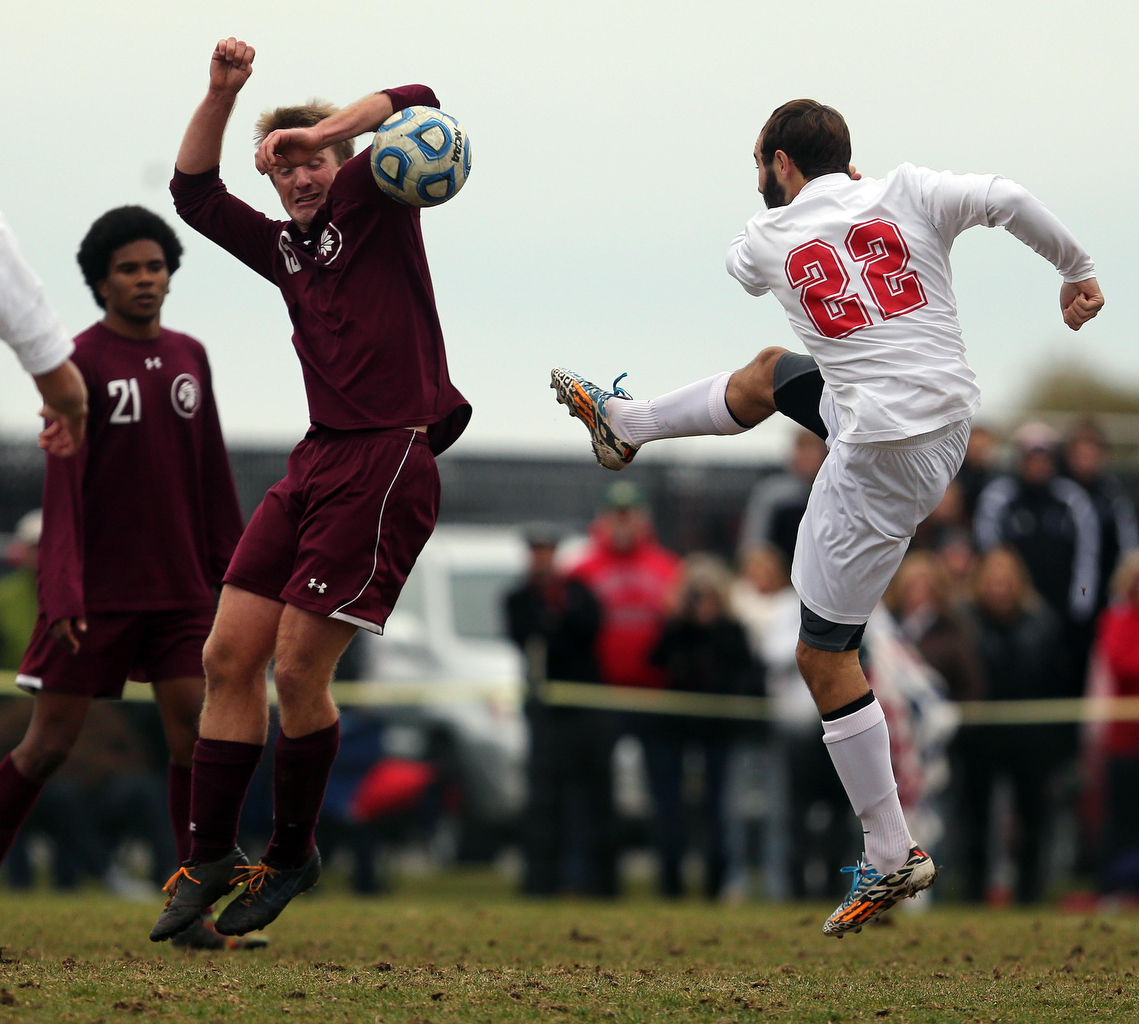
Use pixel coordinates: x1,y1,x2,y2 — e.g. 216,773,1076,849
5,669,1139,726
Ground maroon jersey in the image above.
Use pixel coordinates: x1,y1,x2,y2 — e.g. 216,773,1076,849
170,84,471,455
37,323,243,623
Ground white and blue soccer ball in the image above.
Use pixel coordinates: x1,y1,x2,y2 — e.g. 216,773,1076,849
370,106,471,208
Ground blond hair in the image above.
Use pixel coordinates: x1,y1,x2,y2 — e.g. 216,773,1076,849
884,550,952,617
255,100,355,167
1110,549,1139,602
970,545,1042,616
679,552,736,614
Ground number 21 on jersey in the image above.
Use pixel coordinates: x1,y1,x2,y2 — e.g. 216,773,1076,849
785,219,927,339
107,377,141,424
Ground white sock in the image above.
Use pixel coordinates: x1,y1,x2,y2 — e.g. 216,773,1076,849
606,372,748,447
821,698,913,875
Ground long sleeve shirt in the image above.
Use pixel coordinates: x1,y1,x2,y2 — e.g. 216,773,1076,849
0,210,73,375
169,84,470,455
726,166,1094,443
37,323,243,622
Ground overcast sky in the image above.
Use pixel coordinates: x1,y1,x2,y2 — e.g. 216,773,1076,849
2,0,1136,466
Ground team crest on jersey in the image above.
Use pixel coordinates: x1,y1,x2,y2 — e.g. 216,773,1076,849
171,373,202,419
316,222,343,264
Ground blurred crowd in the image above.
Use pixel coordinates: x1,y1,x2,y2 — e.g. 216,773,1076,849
3,416,1139,907
504,416,1139,907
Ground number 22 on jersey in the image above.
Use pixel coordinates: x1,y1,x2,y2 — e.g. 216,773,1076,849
785,219,927,340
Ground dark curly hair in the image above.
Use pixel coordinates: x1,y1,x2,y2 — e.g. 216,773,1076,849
76,206,183,309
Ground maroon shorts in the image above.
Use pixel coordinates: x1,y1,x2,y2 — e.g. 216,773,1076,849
16,606,215,699
224,427,440,634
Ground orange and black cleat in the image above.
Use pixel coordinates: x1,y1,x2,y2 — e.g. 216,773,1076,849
149,846,250,942
215,849,322,936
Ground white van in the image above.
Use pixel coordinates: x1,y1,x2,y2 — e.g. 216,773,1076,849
348,525,532,860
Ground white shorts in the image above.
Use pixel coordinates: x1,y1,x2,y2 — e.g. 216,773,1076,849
790,418,971,625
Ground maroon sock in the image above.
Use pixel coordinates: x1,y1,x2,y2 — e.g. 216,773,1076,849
264,720,340,869
0,755,45,864
167,763,192,865
189,738,264,863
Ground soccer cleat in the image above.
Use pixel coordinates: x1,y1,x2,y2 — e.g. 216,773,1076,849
170,913,270,951
822,845,937,938
550,368,639,471
149,846,250,942
214,849,322,935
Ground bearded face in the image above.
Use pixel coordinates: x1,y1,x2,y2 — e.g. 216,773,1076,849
760,163,789,210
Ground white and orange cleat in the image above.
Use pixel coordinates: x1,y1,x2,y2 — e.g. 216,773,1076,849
550,368,639,471
822,845,937,937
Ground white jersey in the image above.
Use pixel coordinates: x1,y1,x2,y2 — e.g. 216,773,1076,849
726,164,1095,443
0,210,73,376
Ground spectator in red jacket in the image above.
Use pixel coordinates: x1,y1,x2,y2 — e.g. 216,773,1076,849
569,482,682,894
570,482,682,690
1087,550,1139,895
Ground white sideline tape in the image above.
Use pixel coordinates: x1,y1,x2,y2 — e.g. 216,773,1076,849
2,670,1138,726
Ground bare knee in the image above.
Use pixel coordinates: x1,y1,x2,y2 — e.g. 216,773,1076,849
203,631,263,692
726,347,788,426
754,345,790,378
13,730,77,782
272,656,340,737
157,692,203,766
795,641,868,716
200,633,270,738
745,346,790,390
12,696,93,782
795,640,826,695
202,590,279,695
202,630,232,683
271,609,354,734
273,658,333,711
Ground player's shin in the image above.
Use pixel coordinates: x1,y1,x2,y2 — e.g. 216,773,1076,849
188,738,264,863
0,755,44,863
167,763,192,864
821,697,913,874
263,719,340,868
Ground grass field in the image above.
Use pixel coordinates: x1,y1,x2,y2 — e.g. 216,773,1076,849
2,871,1138,1024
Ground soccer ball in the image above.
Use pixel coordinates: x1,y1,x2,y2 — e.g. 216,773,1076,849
370,106,471,208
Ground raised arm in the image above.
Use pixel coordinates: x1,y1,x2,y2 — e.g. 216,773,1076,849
176,37,256,175
984,177,1104,332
